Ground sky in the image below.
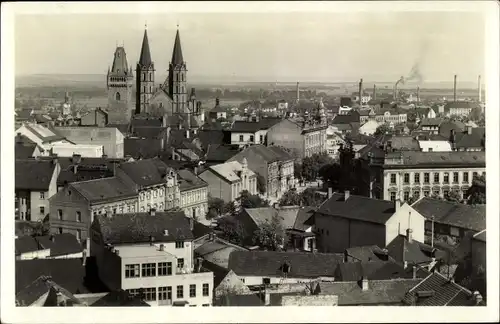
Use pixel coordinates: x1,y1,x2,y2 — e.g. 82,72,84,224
15,11,485,83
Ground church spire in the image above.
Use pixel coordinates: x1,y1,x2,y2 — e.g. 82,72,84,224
171,28,184,66
139,27,152,66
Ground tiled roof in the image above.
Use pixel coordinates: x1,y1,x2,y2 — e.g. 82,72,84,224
230,118,282,133
130,116,163,128
15,159,56,191
106,123,129,135
16,259,86,294
35,233,83,257
249,145,294,163
215,293,262,306
412,198,486,232
386,235,433,265
454,127,485,149
90,290,150,307
317,193,396,225
177,169,207,192
124,138,163,159
384,151,485,168
15,236,39,255
131,126,168,139
118,157,171,187
402,272,484,306
96,211,193,245
16,276,82,306
317,279,421,305
345,245,387,262
420,118,443,126
205,144,240,162
196,238,248,269
196,130,226,150
69,177,136,203
139,29,152,66
335,260,428,282
438,120,466,137
293,207,316,231
228,251,342,278
444,101,479,110
207,160,256,183
171,29,184,65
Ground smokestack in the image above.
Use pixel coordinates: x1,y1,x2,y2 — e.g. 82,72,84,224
416,86,420,104
358,78,363,106
453,75,457,103
296,82,300,103
373,84,376,101
478,75,482,102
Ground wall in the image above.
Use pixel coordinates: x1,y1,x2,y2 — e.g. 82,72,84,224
228,151,268,185
81,110,108,127
266,120,304,158
55,127,124,158
384,203,426,245
180,187,208,219
418,141,452,152
238,275,316,286
199,170,232,202
17,249,51,260
51,144,104,158
29,162,59,222
49,187,90,240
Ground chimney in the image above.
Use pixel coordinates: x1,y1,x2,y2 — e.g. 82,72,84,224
466,125,472,135
412,265,417,279
186,129,190,139
150,208,156,216
264,290,271,306
50,235,55,242
361,277,369,291
196,257,203,273
478,75,482,102
189,217,194,232
453,74,457,103
416,86,420,103
328,187,333,199
472,291,483,305
358,78,363,106
159,244,164,251
344,190,350,201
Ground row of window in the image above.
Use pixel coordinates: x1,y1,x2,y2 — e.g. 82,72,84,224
141,73,153,82
140,188,167,200
127,283,209,302
92,204,136,217
390,171,484,185
238,134,265,143
389,188,468,202
125,258,185,278
305,133,324,146
181,189,207,206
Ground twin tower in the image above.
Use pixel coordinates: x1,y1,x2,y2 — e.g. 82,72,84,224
106,27,194,125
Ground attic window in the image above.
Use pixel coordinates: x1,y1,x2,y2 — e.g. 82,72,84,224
68,190,72,196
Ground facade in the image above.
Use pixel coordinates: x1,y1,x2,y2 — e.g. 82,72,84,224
50,143,104,158
16,159,60,221
417,140,452,152
106,46,134,124
374,111,407,124
368,151,486,202
198,159,258,203
358,120,380,136
80,108,109,127
325,126,345,159
90,211,213,306
227,145,295,198
228,116,282,146
177,169,209,220
208,98,227,121
313,192,425,253
444,102,478,117
54,126,125,158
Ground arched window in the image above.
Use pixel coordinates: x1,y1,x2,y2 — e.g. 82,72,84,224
159,102,164,109
149,73,152,81
115,92,121,101
143,73,146,81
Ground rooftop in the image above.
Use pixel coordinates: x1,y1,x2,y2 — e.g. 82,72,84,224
205,144,240,162
68,177,136,203
35,233,83,257
15,159,57,191
384,151,485,168
16,276,82,307
176,169,207,192
207,160,256,183
118,157,173,187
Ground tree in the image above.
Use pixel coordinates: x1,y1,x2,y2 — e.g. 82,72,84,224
444,190,462,203
256,174,267,195
294,162,303,184
300,188,326,207
278,189,302,206
468,107,483,121
301,152,335,182
406,195,420,205
208,196,225,214
318,163,341,188
237,190,269,209
252,214,286,251
374,123,392,136
217,216,246,245
466,175,486,205
31,220,50,237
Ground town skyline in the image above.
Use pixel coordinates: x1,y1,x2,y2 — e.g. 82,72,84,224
15,11,485,83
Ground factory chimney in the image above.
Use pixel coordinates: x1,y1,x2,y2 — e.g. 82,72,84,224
453,75,457,103
358,78,363,106
296,82,300,103
373,84,376,101
478,75,482,102
416,86,420,104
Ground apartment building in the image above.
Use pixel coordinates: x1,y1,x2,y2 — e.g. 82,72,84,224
198,159,257,203
90,211,214,306
368,151,485,202
177,169,209,220
228,116,282,146
16,122,73,155
55,126,125,158
374,111,407,125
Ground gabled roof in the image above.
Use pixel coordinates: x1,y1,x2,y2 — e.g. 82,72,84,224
317,193,396,225
384,151,485,168
197,130,226,151
420,118,443,127
207,160,256,183
386,235,433,265
335,260,427,282
235,145,293,164
118,157,172,187
317,279,421,305
402,272,484,306
90,290,150,307
16,276,82,307
68,177,136,203
109,47,132,77
177,169,207,192
196,238,248,269
454,127,485,149
412,198,486,232
473,229,486,243
138,28,153,67
345,245,388,263
15,142,37,159
131,126,168,139
438,120,466,137
16,159,57,191
231,117,282,133
124,138,163,159
35,233,83,257
205,144,240,162
228,250,342,278
15,236,40,255
444,101,479,110
95,211,193,245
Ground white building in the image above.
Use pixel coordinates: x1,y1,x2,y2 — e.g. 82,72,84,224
418,140,452,152
358,120,381,136
16,122,72,155
50,143,104,158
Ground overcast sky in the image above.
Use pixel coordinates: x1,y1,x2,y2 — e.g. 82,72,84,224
15,11,485,83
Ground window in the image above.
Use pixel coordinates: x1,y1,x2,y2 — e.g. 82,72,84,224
158,262,172,276
239,135,244,142
177,285,184,299
443,173,449,184
463,172,469,183
390,192,396,201
450,227,460,237
424,191,430,197
76,211,82,222
144,288,156,301
39,206,45,215
390,174,396,184
433,189,440,197
443,190,450,197
159,286,172,301
202,283,210,296
58,227,63,234
141,263,156,277
260,135,264,143
190,284,196,298
140,192,144,201
413,191,420,199
453,172,459,183
433,173,440,183
462,191,468,200
175,241,184,249
76,230,81,241
428,148,433,152
113,208,117,215
414,173,420,183
424,173,430,184
249,135,254,142
146,191,151,200
40,192,45,199
125,264,140,278
403,191,410,201
127,288,140,297
177,258,184,269
403,173,410,184
115,92,121,101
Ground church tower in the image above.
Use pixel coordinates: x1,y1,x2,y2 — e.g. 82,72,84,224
168,28,188,115
107,46,134,123
136,26,155,115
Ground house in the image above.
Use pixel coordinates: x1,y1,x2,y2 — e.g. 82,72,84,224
374,111,407,125
16,236,51,260
198,159,257,203
402,272,485,306
124,138,165,159
204,144,240,166
80,107,109,127
334,260,428,282
452,126,485,152
16,122,73,155
385,233,441,269
418,139,453,152
227,250,342,286
89,211,214,306
312,191,425,253
227,145,295,198
54,126,125,158
418,118,443,135
208,98,227,121
213,270,251,299
16,276,85,307
344,245,391,263
325,127,345,159
358,120,380,136
266,118,328,159
315,278,422,306
15,134,42,159
16,158,61,221
443,101,479,118
176,169,209,221
228,116,282,146
414,107,437,120
16,233,84,260
411,197,486,239
55,155,118,190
